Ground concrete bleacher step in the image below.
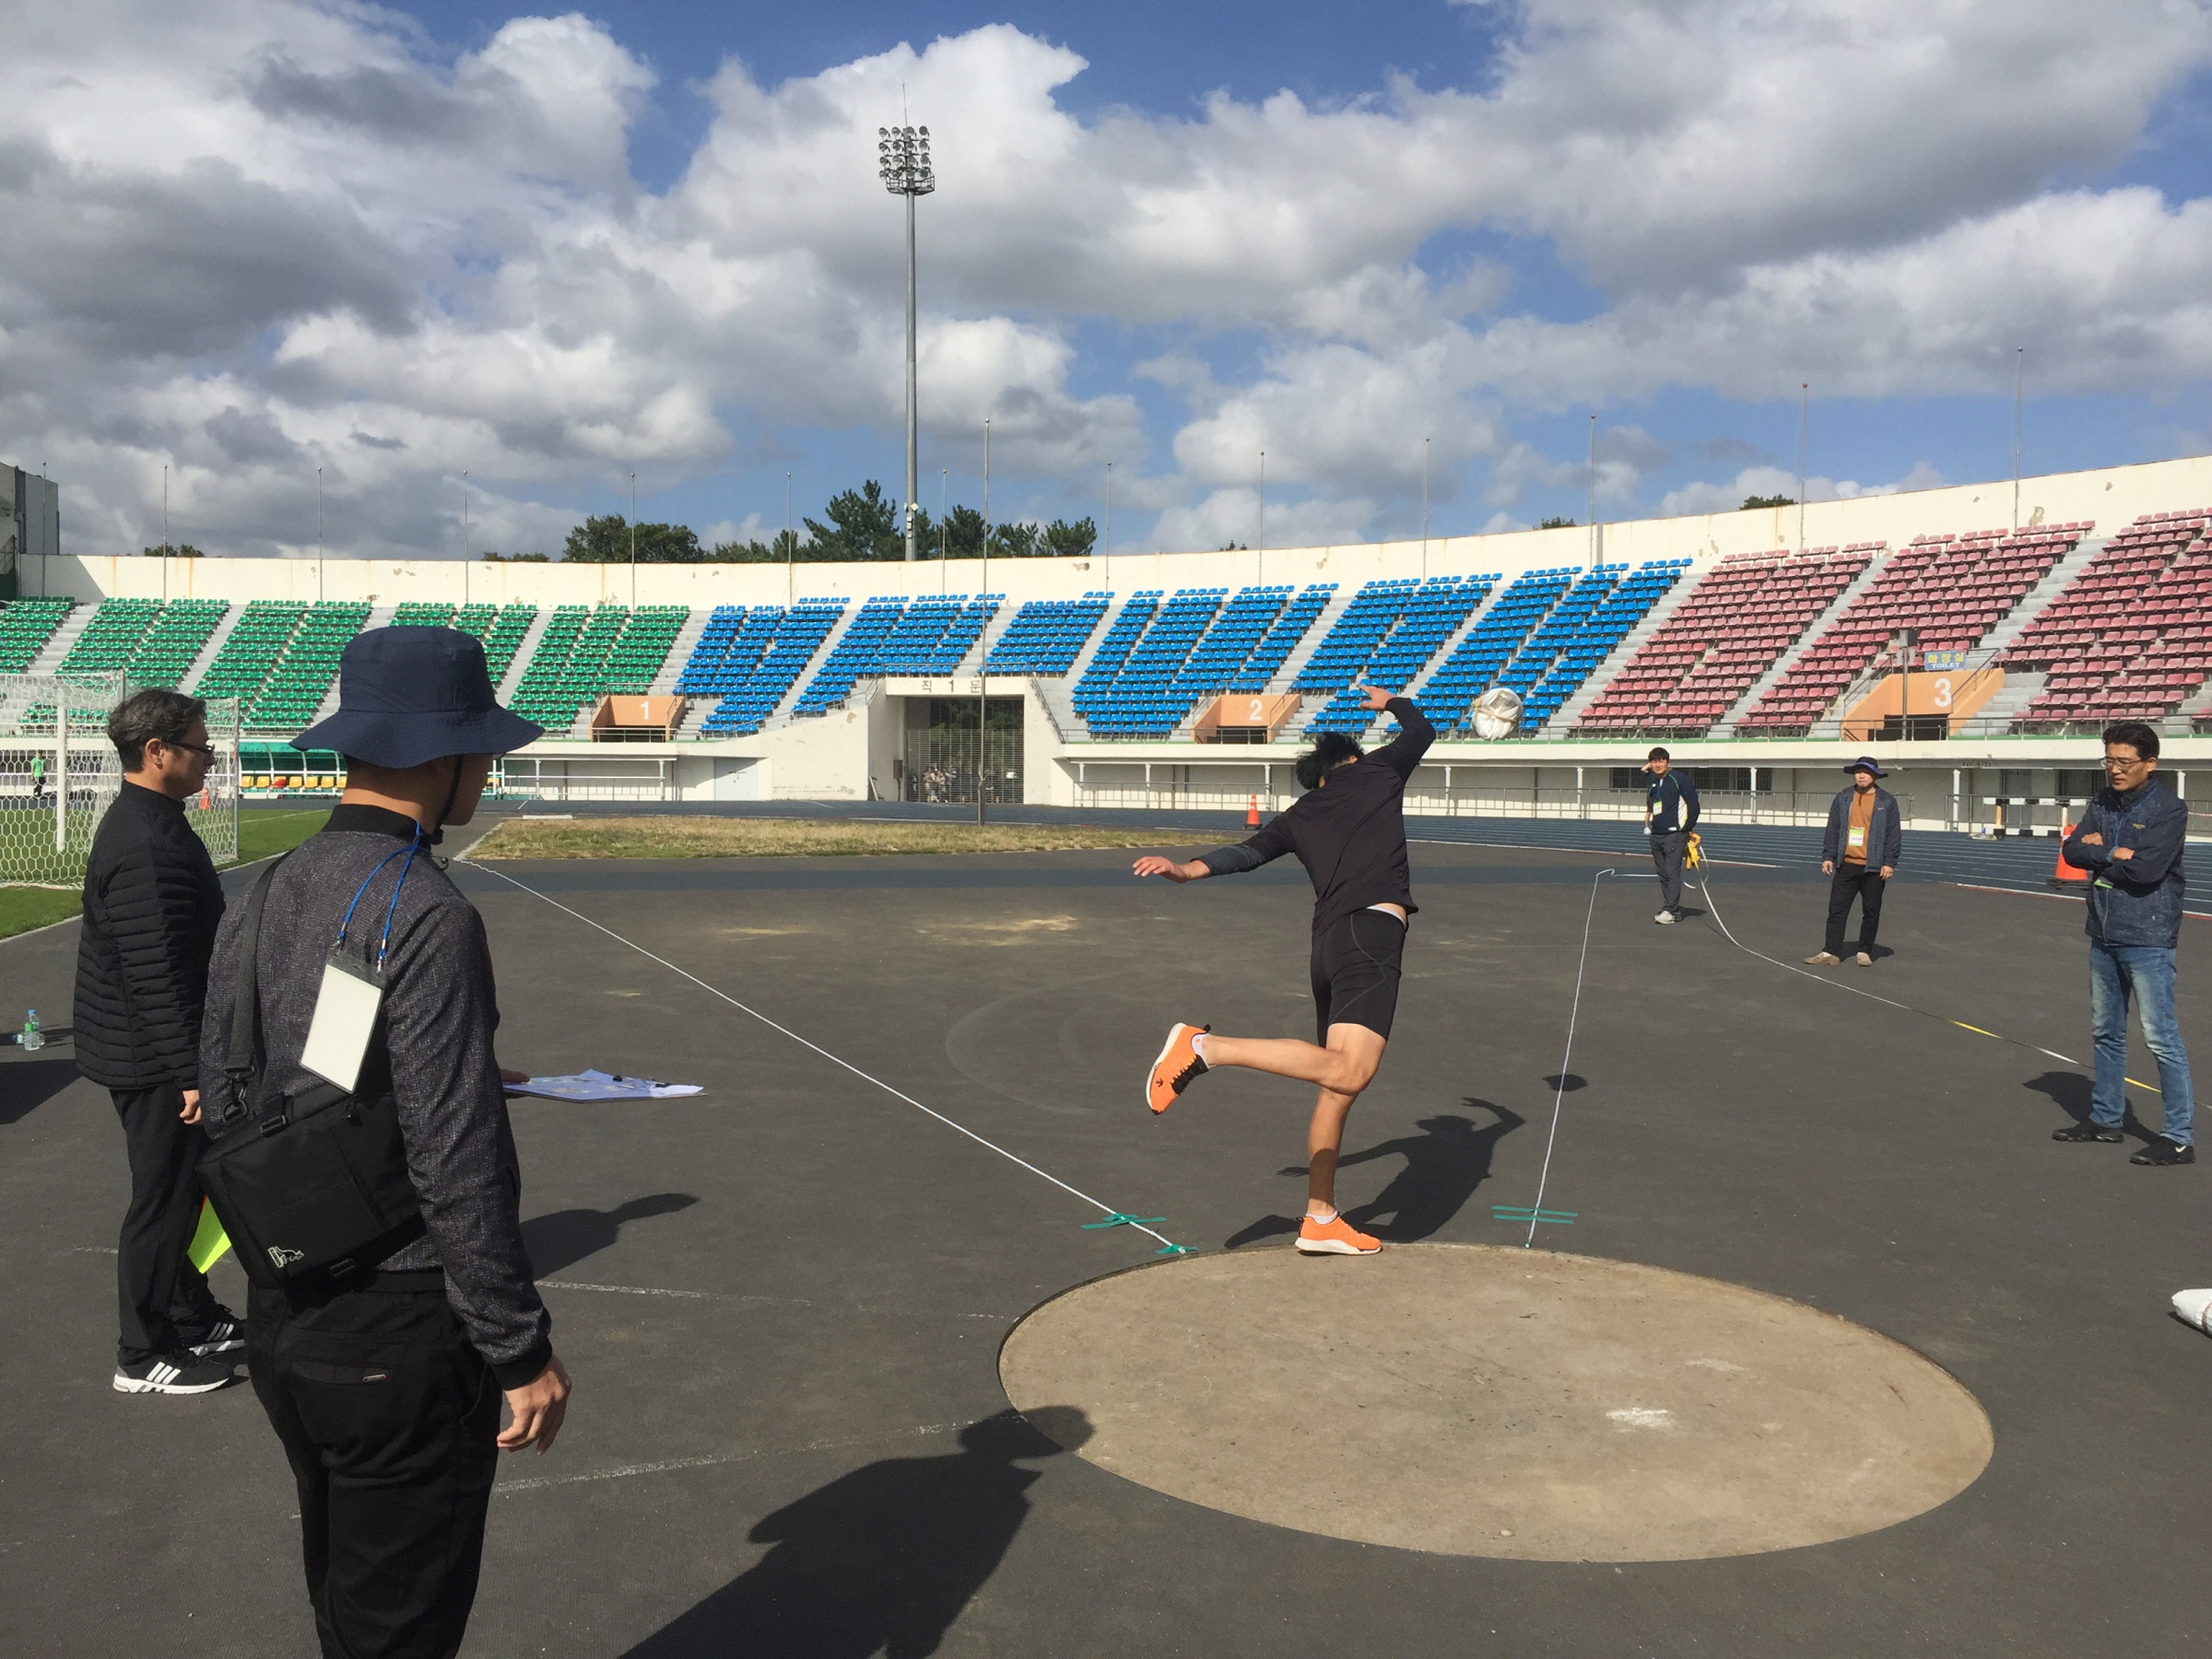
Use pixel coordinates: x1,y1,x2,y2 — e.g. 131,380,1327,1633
1266,589,1354,693
1708,551,1893,735
172,602,241,696
1532,569,1703,735
25,606,92,676
494,609,555,704
658,610,712,696
1978,534,2108,653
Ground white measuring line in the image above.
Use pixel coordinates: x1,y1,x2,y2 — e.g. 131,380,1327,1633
541,1279,1007,1320
1516,867,1618,1249
465,861,1187,1254
1695,865,2122,1077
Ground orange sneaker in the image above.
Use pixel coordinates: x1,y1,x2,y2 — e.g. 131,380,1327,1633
1147,1022,1210,1113
1296,1214,1381,1255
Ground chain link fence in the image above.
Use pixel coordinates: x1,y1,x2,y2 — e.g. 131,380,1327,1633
0,673,238,886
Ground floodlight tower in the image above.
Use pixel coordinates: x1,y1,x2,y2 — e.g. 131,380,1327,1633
879,123,935,560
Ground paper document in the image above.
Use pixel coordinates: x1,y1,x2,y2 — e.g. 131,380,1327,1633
506,1068,702,1101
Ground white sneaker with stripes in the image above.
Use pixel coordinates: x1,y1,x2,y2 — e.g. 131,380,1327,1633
112,1351,240,1394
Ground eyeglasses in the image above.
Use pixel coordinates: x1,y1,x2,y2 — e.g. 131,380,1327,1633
158,740,216,758
2100,756,2150,770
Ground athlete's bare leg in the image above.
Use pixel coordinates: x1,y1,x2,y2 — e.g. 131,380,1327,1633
1201,1023,1386,1214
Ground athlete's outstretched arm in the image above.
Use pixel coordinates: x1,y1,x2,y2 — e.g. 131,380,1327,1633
1133,818,1292,885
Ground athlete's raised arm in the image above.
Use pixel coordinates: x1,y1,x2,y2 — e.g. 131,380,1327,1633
1135,815,1295,884
1366,688,1434,777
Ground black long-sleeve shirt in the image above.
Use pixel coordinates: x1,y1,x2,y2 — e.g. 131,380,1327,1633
76,782,227,1089
200,805,551,1387
1198,698,1435,931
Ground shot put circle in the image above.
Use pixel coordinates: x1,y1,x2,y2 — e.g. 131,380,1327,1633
999,1244,1991,1561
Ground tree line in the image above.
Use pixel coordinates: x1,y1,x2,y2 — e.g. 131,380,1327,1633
528,480,1098,565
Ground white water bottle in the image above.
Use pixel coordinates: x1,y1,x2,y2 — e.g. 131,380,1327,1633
20,1009,42,1052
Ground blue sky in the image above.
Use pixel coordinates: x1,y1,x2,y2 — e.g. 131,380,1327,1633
8,0,2212,560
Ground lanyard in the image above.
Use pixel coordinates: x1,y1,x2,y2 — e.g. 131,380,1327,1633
334,842,423,973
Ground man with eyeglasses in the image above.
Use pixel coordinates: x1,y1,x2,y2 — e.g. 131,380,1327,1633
2053,721,2196,1166
75,688,243,1392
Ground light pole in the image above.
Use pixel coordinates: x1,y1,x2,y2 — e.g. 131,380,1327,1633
1104,461,1112,554
629,472,638,607
316,465,324,601
1420,437,1430,579
878,123,935,561
1796,382,1808,556
979,415,990,826
161,464,170,600
2012,347,2025,532
1256,450,1266,582
462,469,469,607
785,471,794,607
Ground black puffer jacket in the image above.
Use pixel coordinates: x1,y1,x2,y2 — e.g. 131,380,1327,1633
75,782,227,1089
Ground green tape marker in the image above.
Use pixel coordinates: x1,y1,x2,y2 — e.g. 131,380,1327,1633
1083,1213,1166,1230
1491,1205,1577,1225
1155,1243,1194,1256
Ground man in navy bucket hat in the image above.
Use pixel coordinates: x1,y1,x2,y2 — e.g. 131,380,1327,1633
199,626,569,1657
1806,755,1901,967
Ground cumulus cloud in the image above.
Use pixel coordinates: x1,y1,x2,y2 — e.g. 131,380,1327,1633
1,0,2209,559
1657,461,1946,518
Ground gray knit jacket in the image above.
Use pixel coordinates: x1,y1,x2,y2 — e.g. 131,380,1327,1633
199,806,552,1387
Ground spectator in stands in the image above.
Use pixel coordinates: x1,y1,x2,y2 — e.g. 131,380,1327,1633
203,627,570,1653
75,688,240,1394
1642,747,1699,924
2052,722,2196,1166
1806,758,1900,967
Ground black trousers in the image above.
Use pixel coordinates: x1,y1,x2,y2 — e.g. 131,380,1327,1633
248,1279,500,1659
1650,830,1691,913
112,1083,221,1366
1825,865,1888,955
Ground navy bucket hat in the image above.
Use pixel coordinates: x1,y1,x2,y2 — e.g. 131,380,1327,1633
294,626,542,768
1844,755,1888,777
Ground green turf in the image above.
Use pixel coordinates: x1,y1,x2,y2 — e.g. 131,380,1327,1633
0,806,332,942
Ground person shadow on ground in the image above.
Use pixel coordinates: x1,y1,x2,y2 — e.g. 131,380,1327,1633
1225,1100,1524,1248
2023,1069,2153,1144
628,1406,1092,1659
521,1192,698,1279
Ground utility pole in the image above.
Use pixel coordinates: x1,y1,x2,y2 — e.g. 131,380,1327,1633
1796,383,1809,556
878,124,935,559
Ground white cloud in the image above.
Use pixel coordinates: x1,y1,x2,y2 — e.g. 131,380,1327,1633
1657,461,1946,518
2,0,2210,559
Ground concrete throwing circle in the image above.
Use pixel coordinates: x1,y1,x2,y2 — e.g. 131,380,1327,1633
999,1244,1991,1561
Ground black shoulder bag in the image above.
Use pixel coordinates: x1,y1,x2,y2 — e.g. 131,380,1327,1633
198,857,425,1291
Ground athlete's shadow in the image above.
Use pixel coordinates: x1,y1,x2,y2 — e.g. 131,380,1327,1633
2024,1070,2153,1143
628,1406,1090,1658
1224,1100,1524,1248
522,1192,698,1278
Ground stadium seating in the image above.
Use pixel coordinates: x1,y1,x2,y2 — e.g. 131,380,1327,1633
56,597,160,678
1077,588,1230,737
1069,591,1161,732
1739,526,2086,734
984,594,1112,675
508,604,690,734
1229,583,1335,692
390,602,455,628
1304,577,1494,735
697,601,847,735
2004,511,2212,727
790,593,1006,716
462,604,535,683
1512,560,1690,731
128,599,228,688
0,596,74,672
1574,547,1875,735
1411,568,1575,731
191,600,371,728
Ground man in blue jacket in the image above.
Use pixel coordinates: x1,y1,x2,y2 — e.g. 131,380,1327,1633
2053,721,2195,1166
1642,747,1699,924
1806,757,1901,967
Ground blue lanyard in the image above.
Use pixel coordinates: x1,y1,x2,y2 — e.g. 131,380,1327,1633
334,841,423,972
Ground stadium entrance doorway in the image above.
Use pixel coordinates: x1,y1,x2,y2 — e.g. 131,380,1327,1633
904,696,1022,804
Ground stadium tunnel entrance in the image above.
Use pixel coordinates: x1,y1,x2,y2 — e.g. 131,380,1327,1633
901,695,1023,805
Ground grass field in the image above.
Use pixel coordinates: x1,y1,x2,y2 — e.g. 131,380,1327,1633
469,815,1188,860
0,806,330,941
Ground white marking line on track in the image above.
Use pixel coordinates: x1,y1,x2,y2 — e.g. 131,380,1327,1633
463,861,1187,1255
1518,868,1613,1248
494,1420,969,1496
1951,880,2212,921
1406,836,1779,868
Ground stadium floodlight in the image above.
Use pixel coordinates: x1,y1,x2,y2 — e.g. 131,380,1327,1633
879,124,935,561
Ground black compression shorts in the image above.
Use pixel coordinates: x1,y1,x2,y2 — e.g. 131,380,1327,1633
1310,909,1406,1043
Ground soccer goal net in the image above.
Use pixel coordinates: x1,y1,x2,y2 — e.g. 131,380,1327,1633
0,674,239,886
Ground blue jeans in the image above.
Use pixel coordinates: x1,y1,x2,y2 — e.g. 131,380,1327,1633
2088,942,2196,1145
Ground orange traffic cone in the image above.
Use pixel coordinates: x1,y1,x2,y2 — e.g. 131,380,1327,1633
1246,794,1260,829
198,787,212,811
2051,824,2089,888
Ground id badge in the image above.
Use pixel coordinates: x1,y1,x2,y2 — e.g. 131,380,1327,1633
300,951,385,1092
1846,826,1866,850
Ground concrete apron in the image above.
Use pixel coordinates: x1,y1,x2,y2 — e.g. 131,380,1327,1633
1000,1242,1992,1562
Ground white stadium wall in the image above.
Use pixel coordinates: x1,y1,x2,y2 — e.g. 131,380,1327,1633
11,453,2212,829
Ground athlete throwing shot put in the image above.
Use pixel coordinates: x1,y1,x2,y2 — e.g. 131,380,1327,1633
1134,686,1433,1256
